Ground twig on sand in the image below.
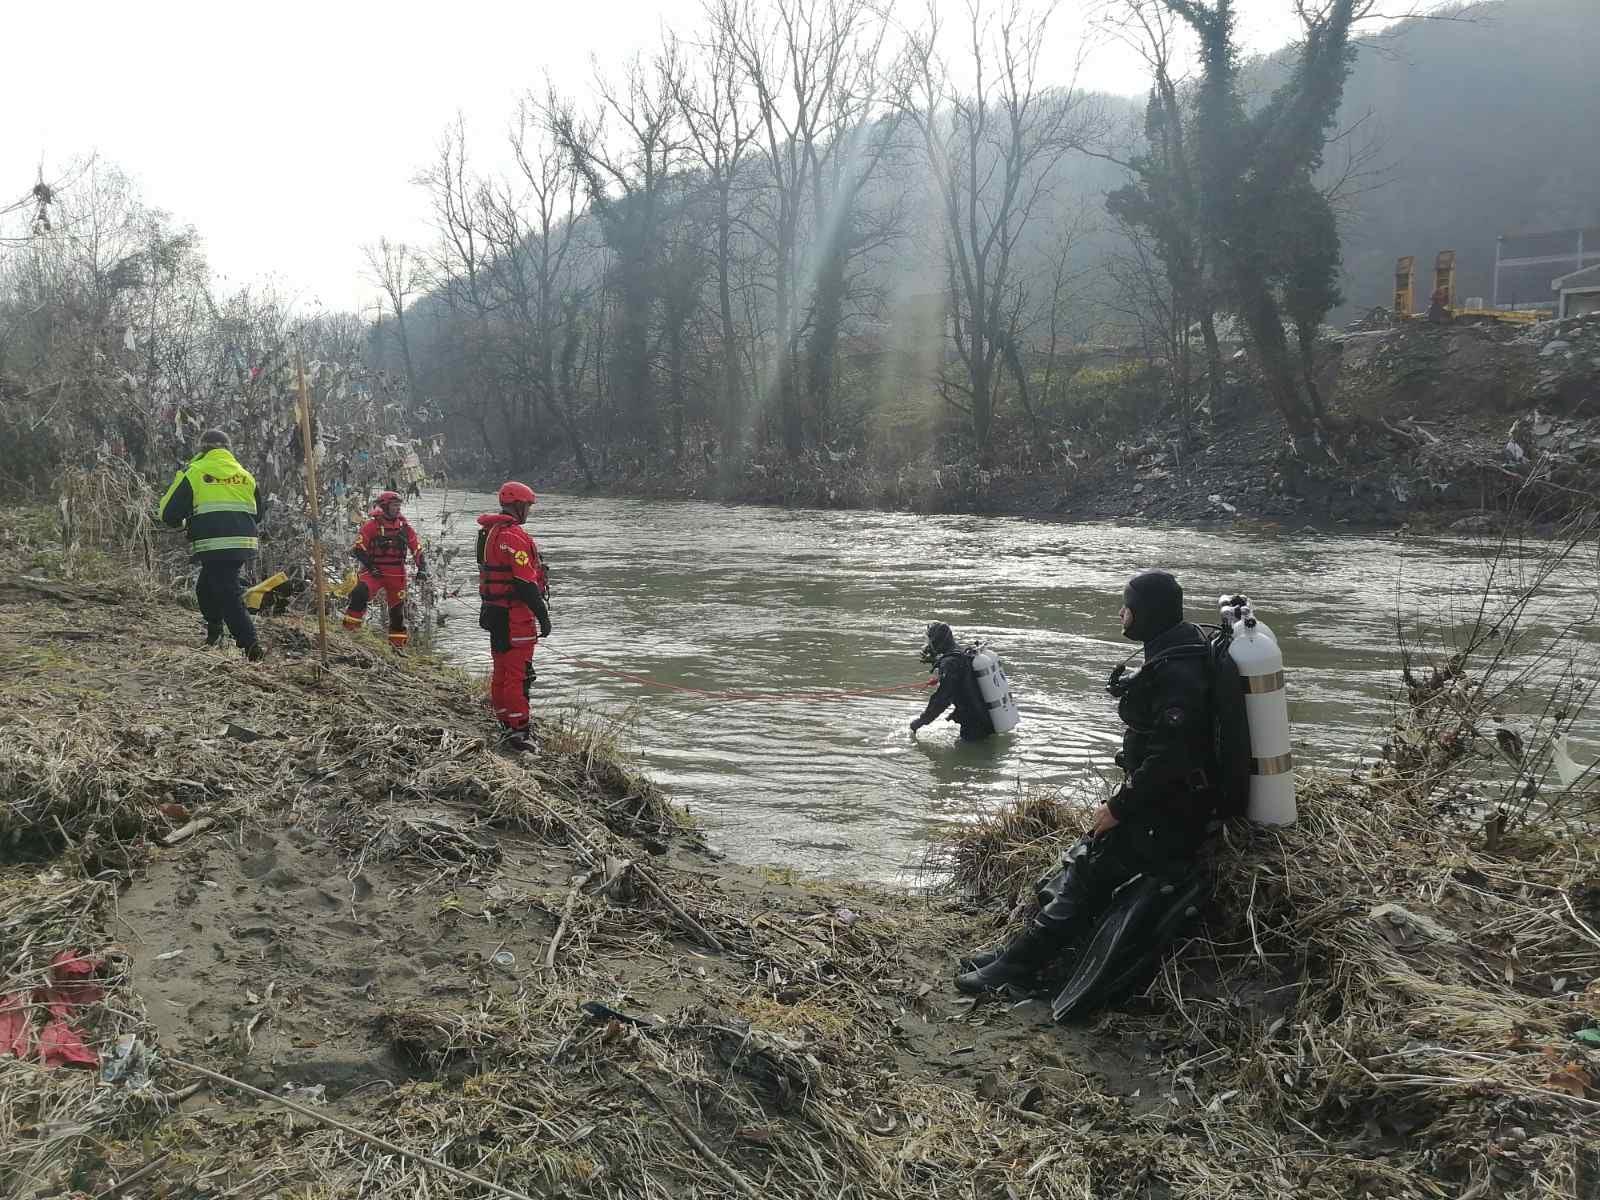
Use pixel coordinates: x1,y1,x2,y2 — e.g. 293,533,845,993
161,817,215,847
1562,890,1600,950
93,1151,172,1199
545,871,592,969
633,1074,763,1200
519,790,725,952
168,1058,539,1200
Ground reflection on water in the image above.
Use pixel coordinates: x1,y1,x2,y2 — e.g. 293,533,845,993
408,491,1598,882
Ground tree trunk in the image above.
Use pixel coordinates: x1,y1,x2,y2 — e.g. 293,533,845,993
971,353,995,467
1236,277,1316,446
668,319,686,466
396,309,421,406
1000,331,1049,456
806,246,847,445
775,231,801,456
1296,320,1326,420
716,194,742,474
1199,310,1224,414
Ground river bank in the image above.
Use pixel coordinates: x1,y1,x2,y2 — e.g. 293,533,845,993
2,511,1598,1199
505,314,1600,534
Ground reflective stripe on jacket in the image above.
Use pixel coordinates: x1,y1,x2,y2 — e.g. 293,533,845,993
158,448,259,559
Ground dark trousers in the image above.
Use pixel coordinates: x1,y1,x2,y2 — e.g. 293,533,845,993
197,559,258,649
1036,818,1200,934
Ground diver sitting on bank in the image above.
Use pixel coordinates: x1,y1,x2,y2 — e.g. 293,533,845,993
956,571,1218,995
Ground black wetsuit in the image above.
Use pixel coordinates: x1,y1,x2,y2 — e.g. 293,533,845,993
1040,621,1218,924
914,648,994,741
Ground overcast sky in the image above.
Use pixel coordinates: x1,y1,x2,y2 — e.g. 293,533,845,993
3,0,1309,314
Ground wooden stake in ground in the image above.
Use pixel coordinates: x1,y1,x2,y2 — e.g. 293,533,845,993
295,349,330,665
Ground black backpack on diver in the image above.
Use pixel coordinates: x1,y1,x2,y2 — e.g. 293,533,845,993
1106,622,1253,822
1203,623,1252,822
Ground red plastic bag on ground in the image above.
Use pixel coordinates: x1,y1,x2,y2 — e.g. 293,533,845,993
0,950,106,1069
37,1019,99,1069
44,950,105,1017
0,992,34,1059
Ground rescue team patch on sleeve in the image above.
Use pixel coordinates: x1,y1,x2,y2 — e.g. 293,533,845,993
513,549,530,566
1163,706,1187,727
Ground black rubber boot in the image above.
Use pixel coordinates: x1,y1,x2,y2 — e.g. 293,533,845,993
501,728,539,754
958,946,1004,972
203,625,224,647
243,642,265,662
955,923,1060,995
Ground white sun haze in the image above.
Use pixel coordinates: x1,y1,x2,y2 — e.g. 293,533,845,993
2,0,1308,313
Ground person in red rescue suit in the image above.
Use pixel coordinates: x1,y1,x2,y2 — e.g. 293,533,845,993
477,481,552,752
342,490,427,650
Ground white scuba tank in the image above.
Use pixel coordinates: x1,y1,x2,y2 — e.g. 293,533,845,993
1218,595,1296,825
971,648,1021,734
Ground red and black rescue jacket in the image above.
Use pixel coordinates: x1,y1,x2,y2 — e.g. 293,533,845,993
352,514,423,573
476,512,550,630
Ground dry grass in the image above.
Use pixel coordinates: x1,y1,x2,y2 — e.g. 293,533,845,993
924,784,1097,907
929,752,1600,1199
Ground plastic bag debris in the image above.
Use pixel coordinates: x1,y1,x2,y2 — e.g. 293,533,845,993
280,1082,327,1105
1551,734,1586,788
101,1033,158,1089
0,993,33,1059
1,949,107,1069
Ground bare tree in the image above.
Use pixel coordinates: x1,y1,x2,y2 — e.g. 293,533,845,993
548,47,683,451
417,119,511,467
798,7,896,447
1006,204,1093,453
362,236,423,405
729,0,888,455
894,0,1096,465
1102,0,1225,415
493,102,596,483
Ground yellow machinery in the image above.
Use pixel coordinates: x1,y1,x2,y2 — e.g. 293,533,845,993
1391,250,1541,324
1433,250,1455,308
1393,255,1415,317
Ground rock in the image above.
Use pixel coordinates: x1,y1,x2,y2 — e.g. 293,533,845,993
1369,902,1458,946
1132,483,1144,495
1540,340,1571,358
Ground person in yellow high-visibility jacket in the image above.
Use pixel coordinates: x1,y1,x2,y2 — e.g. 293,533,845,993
158,429,265,661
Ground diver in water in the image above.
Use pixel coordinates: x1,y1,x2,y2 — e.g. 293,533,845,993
910,622,995,742
955,571,1217,994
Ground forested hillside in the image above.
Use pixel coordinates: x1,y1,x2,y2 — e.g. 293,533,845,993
1318,0,1600,316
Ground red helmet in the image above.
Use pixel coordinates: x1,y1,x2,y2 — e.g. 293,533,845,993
376,490,401,506
498,481,536,505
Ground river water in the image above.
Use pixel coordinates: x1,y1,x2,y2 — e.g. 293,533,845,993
410,491,1598,882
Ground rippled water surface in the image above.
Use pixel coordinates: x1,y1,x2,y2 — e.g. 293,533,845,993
409,491,1599,881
